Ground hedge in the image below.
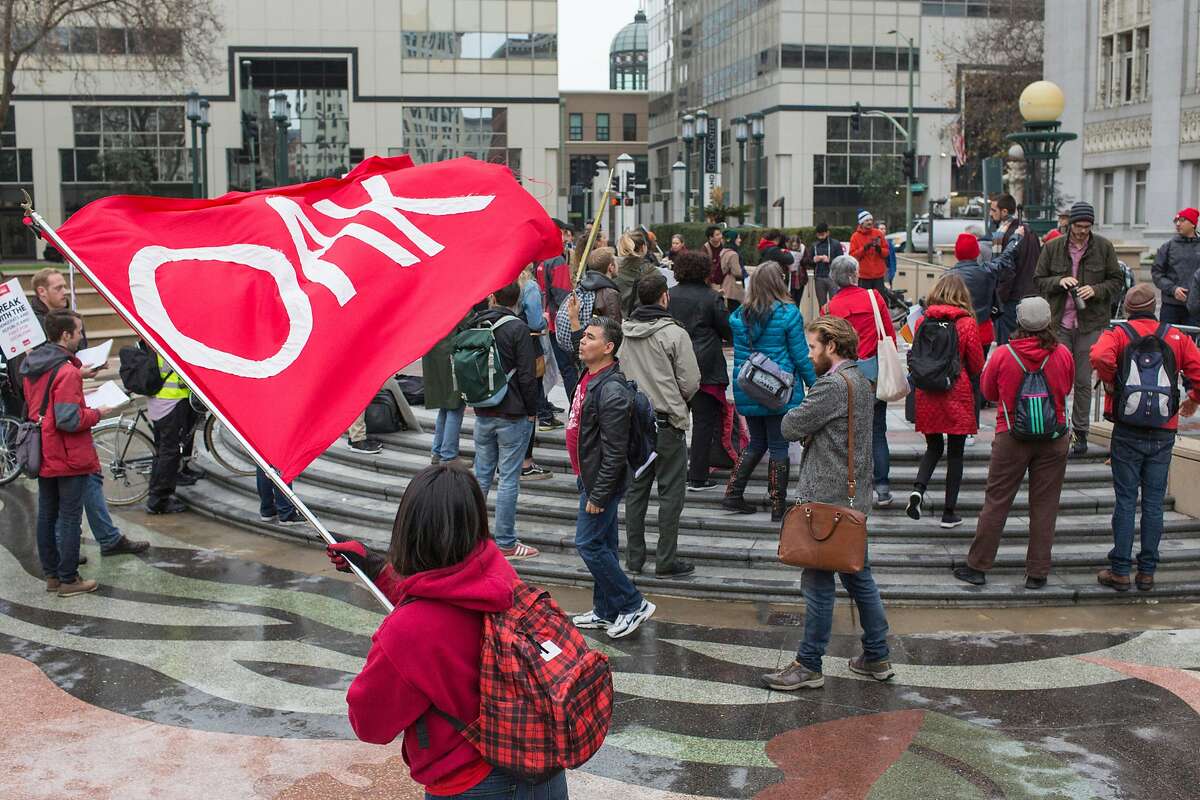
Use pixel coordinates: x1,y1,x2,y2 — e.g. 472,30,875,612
649,223,857,266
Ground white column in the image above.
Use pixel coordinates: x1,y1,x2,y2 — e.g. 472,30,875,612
671,161,686,224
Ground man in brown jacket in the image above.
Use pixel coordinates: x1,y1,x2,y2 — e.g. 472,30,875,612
701,226,745,310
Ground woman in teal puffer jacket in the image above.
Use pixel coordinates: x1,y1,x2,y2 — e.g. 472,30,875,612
723,262,818,521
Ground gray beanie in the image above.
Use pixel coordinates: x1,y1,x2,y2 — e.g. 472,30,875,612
1016,296,1052,332
1069,201,1095,225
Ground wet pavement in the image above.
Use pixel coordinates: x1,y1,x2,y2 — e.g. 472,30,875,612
1,483,1198,799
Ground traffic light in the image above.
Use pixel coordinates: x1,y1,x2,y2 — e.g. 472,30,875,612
901,149,916,181
850,102,863,134
610,195,620,207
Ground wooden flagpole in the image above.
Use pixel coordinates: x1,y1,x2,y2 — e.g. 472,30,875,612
575,167,616,283
20,191,394,613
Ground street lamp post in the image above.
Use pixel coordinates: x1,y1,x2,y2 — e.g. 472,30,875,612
681,114,695,223
186,91,201,198
271,92,289,187
242,59,257,191
1006,81,1076,236
695,109,709,214
748,111,765,225
888,29,916,252
733,116,748,224
198,98,211,198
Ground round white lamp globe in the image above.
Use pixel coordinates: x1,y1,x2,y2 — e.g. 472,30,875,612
1019,81,1066,123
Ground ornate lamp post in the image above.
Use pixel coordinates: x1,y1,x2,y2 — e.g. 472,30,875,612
681,114,695,222
695,108,709,213
733,116,749,223
748,111,765,225
241,59,258,191
185,91,201,198
271,92,290,187
1005,81,1076,236
198,98,211,198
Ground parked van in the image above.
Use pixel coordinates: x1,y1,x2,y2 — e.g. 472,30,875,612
887,217,985,253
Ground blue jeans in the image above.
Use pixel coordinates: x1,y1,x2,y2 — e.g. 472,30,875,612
550,334,578,402
745,414,789,460
432,406,466,461
873,400,890,492
83,472,123,550
36,474,88,581
255,468,296,518
575,484,641,621
426,768,568,800
1109,426,1175,576
797,559,890,673
474,416,532,549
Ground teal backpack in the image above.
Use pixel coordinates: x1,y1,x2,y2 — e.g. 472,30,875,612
452,315,519,407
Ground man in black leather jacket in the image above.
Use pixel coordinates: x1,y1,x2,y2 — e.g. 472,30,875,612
564,311,656,639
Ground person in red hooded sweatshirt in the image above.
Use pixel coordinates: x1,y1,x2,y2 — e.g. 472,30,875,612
905,273,985,529
952,297,1074,590
329,463,569,799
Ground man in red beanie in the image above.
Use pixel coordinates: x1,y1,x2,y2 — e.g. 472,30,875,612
947,231,1026,351
1153,207,1200,326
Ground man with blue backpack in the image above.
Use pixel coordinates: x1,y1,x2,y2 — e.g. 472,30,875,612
453,281,541,561
1090,283,1200,592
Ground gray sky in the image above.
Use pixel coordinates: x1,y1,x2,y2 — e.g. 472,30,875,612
558,1,644,91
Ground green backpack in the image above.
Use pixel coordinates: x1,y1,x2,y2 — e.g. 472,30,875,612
452,315,520,407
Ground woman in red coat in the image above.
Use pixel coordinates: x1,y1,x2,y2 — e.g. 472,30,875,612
906,274,985,529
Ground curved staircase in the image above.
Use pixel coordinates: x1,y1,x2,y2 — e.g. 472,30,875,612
180,404,1200,606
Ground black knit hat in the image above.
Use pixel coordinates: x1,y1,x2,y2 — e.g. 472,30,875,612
815,221,829,233
1069,201,1095,225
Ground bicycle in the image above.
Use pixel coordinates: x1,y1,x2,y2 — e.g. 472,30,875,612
0,363,23,486
93,398,255,506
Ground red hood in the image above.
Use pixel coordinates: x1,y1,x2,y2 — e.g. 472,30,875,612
394,539,517,613
1003,335,1057,366
923,304,971,321
757,238,773,251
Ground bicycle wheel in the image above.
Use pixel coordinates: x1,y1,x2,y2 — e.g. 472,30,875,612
0,415,21,486
204,416,256,476
92,419,156,506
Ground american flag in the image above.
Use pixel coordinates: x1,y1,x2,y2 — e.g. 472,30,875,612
950,115,968,168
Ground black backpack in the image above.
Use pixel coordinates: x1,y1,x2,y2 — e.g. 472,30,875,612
908,317,961,392
1111,322,1179,429
118,340,166,397
364,390,404,434
1002,345,1066,442
625,379,658,479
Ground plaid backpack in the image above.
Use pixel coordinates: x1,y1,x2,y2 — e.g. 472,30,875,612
415,581,613,782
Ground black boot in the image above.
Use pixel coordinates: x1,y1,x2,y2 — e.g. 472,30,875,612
768,459,790,523
1069,430,1088,458
721,449,763,514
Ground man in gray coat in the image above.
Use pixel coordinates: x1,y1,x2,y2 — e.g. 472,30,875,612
761,315,892,691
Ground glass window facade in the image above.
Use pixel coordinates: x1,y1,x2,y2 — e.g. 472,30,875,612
920,0,1041,16
402,107,520,174
29,25,182,56
780,44,919,72
401,31,556,59
0,109,32,184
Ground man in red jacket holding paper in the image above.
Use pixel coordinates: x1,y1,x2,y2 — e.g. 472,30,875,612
1090,283,1200,592
849,209,890,291
21,310,113,597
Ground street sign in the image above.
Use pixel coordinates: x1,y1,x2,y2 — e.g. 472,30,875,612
703,116,721,206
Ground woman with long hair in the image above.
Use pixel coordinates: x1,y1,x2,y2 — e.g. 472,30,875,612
336,463,569,799
906,273,985,529
614,229,660,316
953,297,1074,590
724,262,817,521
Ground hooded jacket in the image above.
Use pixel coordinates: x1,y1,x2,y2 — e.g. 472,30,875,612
347,540,517,792
579,270,622,322
619,305,701,430
667,281,732,386
20,342,100,477
912,305,985,435
467,307,538,419
1153,234,1200,309
1089,314,1200,432
983,336,1075,435
613,255,660,318
849,227,890,280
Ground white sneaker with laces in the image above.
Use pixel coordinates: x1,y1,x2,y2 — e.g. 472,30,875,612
571,610,612,629
607,599,656,639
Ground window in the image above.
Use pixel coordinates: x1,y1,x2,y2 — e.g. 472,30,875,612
622,113,638,142
1098,24,1150,107
1133,168,1147,225
1102,171,1115,224
33,25,182,56
401,31,556,60
814,114,910,187
402,107,517,171
596,113,610,141
61,105,189,184
0,108,33,184
569,113,583,141
780,44,917,72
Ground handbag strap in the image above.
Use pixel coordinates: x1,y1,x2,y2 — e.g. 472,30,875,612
867,288,887,341
31,363,63,423
839,370,856,501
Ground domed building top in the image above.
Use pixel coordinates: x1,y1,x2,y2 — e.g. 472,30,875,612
610,10,648,91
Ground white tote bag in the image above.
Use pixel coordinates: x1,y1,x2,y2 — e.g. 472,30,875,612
869,290,910,403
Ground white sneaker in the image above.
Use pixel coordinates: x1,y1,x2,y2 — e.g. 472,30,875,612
966,435,976,447
571,610,612,629
607,599,656,639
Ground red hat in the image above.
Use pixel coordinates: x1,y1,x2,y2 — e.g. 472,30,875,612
954,232,980,262
1176,208,1199,226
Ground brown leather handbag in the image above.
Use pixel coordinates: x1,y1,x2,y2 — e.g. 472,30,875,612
777,370,867,574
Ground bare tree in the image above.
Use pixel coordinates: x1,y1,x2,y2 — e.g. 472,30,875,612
1,0,223,132
935,1,1044,186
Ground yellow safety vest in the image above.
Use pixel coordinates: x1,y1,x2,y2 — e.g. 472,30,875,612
155,355,190,400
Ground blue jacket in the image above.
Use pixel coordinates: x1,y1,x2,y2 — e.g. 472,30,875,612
519,279,546,333
730,301,817,416
885,245,897,283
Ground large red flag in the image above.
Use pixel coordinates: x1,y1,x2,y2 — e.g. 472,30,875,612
55,156,560,481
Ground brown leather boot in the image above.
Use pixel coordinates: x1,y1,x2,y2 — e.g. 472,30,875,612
56,578,99,598
768,459,790,522
1096,569,1130,592
1135,572,1154,592
721,449,763,514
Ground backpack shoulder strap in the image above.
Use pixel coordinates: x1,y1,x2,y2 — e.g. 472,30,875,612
1155,321,1172,341
490,314,520,333
1004,344,1029,374
1117,322,1141,345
